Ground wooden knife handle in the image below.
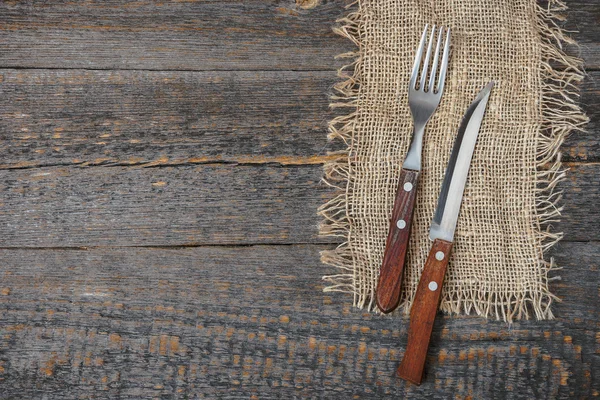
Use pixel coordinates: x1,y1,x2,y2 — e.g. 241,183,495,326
376,168,419,313
396,238,453,385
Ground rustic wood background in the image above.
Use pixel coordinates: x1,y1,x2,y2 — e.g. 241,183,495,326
0,1,598,398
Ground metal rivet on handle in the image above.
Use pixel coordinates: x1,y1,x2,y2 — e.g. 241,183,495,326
435,251,444,261
396,219,406,229
428,281,438,291
403,182,413,192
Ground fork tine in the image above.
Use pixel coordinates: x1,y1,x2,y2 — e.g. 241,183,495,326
419,25,436,90
428,27,444,93
437,28,451,93
409,25,429,90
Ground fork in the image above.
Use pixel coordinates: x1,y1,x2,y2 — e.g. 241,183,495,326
376,25,451,314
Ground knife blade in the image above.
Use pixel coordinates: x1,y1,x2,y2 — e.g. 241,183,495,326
396,82,494,385
430,81,494,242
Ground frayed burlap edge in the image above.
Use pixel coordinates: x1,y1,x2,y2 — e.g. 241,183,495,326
318,0,588,321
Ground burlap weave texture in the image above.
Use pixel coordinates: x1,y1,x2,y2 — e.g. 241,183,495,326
319,0,587,321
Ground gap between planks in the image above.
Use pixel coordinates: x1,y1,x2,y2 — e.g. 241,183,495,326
0,158,595,172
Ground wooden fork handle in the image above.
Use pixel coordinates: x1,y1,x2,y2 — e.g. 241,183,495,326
396,239,453,385
376,168,419,313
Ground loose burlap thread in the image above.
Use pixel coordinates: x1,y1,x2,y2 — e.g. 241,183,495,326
319,0,587,321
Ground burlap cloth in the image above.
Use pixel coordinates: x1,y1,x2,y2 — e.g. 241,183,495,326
319,0,587,321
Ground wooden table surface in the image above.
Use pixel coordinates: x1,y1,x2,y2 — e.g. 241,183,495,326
0,1,598,398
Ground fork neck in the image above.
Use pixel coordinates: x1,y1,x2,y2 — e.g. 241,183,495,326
402,123,425,171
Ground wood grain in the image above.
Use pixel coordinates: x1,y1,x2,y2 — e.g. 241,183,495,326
397,239,453,384
562,71,599,162
558,163,600,241
0,0,353,72
0,69,596,170
0,162,595,247
0,243,595,398
0,69,340,169
0,0,596,397
377,168,419,314
0,164,333,247
0,0,596,71
562,0,600,69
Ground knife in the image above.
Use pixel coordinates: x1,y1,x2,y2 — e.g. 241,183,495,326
396,82,494,385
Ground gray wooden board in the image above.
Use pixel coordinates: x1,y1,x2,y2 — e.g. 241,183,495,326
0,162,596,247
564,71,599,162
0,0,353,72
0,0,597,70
0,164,329,247
563,0,600,70
0,69,597,168
0,69,342,169
0,243,596,398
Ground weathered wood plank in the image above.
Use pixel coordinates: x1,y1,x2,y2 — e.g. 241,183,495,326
0,0,597,71
0,164,331,247
0,162,595,247
562,70,599,162
0,0,352,72
0,69,341,169
0,243,595,398
558,163,600,241
564,0,600,70
0,69,595,169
